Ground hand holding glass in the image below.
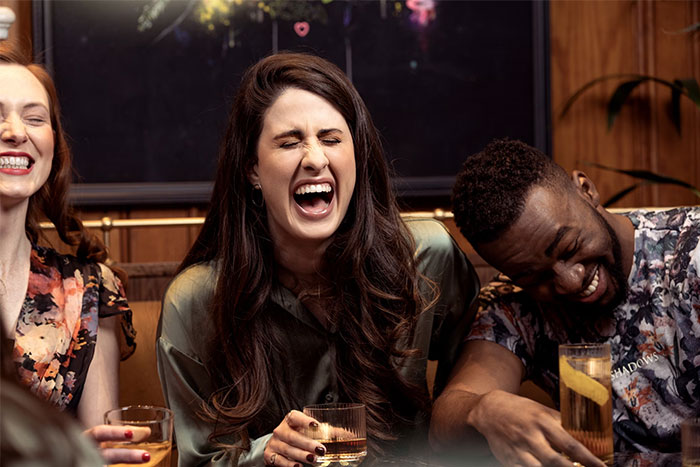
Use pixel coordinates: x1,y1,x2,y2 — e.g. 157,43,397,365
559,343,613,466
103,405,174,467
304,403,367,467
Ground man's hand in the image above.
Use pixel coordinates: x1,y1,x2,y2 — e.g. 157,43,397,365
469,390,605,467
430,341,607,467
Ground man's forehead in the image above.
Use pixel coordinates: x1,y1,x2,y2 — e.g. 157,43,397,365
482,187,579,266
524,183,570,209
517,186,574,232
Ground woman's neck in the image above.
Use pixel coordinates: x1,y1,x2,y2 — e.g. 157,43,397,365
0,199,32,337
275,246,324,291
0,199,31,267
274,238,331,325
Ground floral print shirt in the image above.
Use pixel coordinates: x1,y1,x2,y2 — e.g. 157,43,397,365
12,245,135,413
466,207,700,453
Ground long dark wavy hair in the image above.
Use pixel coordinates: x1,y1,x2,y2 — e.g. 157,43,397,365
0,42,116,273
180,52,435,451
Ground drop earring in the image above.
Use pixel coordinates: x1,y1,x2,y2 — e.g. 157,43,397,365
252,183,264,208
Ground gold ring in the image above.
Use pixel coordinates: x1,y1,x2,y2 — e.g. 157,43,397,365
270,453,277,466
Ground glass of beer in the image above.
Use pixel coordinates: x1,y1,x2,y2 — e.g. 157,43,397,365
103,405,174,467
303,403,367,466
683,417,700,467
559,343,613,466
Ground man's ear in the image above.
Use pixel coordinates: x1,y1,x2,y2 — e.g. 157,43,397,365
571,170,600,208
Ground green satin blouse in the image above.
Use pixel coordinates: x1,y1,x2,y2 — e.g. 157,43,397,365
157,218,479,466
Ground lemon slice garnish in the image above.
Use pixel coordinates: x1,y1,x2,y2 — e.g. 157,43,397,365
559,356,609,406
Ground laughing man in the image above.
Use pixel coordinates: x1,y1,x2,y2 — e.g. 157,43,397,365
430,139,699,466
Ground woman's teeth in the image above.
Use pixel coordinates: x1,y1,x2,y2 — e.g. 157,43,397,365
295,183,332,195
581,268,600,298
0,156,30,169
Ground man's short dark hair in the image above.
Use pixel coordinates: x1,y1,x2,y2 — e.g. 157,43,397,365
452,138,571,245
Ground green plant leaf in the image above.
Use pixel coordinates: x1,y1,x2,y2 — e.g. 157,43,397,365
678,78,700,107
607,80,644,130
560,74,691,126
585,162,700,199
603,183,646,207
559,73,642,118
662,22,700,35
671,79,682,134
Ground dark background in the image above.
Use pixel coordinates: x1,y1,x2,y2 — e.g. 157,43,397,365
36,0,549,203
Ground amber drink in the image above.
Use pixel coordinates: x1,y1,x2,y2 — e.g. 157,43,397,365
304,403,367,467
559,344,613,466
104,405,174,467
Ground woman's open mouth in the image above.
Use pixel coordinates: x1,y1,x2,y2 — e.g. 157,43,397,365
0,154,34,170
293,182,334,214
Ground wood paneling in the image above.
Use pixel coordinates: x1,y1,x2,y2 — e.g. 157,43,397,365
550,0,699,208
122,208,202,263
650,0,700,207
0,0,31,51
119,301,165,408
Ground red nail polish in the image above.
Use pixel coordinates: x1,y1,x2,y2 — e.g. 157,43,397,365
307,454,315,462
315,446,326,455
309,421,319,428
142,452,151,462
124,430,133,439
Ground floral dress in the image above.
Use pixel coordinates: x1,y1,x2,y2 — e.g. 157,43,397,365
12,245,135,413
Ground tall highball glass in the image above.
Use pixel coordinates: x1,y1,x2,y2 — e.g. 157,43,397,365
559,343,613,466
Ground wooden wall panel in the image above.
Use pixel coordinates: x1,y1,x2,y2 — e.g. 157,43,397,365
74,207,205,265
119,301,166,408
550,0,699,209
81,210,128,261
551,0,650,207
123,208,199,263
38,210,126,258
650,0,700,207
0,0,31,51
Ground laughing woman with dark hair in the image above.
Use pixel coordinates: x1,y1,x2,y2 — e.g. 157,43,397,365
157,52,479,466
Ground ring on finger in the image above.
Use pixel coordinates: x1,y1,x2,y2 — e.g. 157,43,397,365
270,453,277,466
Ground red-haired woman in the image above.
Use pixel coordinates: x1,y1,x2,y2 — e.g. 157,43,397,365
0,42,145,464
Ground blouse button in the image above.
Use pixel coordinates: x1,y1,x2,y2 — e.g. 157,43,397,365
324,392,335,402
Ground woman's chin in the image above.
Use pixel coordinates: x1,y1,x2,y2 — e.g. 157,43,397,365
293,219,342,245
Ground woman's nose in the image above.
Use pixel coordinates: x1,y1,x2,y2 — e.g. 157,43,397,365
301,141,329,172
0,114,28,145
553,261,586,295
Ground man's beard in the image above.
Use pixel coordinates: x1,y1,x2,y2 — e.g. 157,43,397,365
588,206,629,314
